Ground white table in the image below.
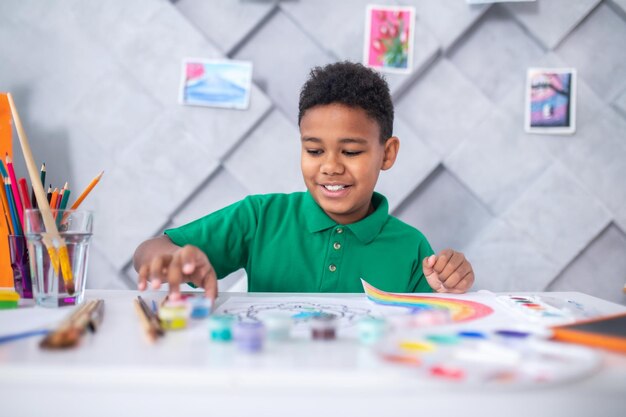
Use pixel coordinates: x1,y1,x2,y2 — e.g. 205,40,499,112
1,290,625,417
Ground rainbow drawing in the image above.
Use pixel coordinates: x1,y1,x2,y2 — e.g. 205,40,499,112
361,279,493,322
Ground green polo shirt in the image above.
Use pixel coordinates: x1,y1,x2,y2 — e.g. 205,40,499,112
164,192,434,293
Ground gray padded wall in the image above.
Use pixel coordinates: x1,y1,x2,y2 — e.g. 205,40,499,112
1,0,625,304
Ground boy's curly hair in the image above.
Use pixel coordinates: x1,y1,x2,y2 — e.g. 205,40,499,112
298,62,393,143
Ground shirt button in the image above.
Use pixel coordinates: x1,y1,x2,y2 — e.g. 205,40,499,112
336,227,343,234
333,242,341,250
329,264,337,272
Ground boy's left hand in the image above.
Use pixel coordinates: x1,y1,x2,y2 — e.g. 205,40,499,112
423,249,474,294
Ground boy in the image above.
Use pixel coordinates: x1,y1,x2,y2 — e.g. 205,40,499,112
133,62,474,300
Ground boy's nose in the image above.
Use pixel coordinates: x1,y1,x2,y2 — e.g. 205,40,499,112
321,154,345,175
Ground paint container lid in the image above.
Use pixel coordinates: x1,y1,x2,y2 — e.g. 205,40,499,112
309,313,338,331
357,317,387,345
158,300,191,320
190,296,212,319
262,313,292,341
233,321,265,352
208,314,235,342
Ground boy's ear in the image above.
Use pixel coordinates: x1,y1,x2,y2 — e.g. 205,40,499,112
381,136,400,171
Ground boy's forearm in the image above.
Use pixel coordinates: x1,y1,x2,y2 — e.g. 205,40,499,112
132,235,180,272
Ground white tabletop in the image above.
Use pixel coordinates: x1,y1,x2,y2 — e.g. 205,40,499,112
1,290,625,417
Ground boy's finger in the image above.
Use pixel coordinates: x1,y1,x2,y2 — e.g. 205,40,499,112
441,262,471,288
433,249,453,274
422,255,436,275
203,267,218,301
438,251,465,280
180,245,199,275
167,254,183,296
149,255,172,289
138,264,148,291
423,256,445,293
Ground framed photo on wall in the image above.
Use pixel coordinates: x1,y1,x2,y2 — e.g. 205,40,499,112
364,5,415,74
179,58,253,110
525,68,577,135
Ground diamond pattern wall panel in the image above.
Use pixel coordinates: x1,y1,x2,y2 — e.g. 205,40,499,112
393,167,494,254
548,223,626,305
175,0,276,55
2,0,625,303
448,5,545,103
504,0,601,49
444,110,554,214
395,57,493,156
555,3,626,101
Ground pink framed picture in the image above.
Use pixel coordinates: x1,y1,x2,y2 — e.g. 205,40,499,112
364,5,415,74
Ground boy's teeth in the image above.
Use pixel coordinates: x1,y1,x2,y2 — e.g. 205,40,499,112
324,185,345,191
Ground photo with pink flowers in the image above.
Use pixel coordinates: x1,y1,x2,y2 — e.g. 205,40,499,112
364,5,415,74
525,68,577,134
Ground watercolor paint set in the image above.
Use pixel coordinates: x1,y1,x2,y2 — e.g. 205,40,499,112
496,294,592,324
376,328,600,387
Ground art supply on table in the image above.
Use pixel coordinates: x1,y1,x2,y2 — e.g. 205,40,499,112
190,296,212,319
0,328,49,345
0,289,20,309
262,313,292,341
134,296,164,342
39,299,105,349
552,311,626,354
376,328,600,387
7,93,76,296
24,209,93,307
496,294,581,324
310,313,338,340
208,314,235,342
357,316,387,345
158,299,191,330
361,279,493,322
233,321,265,353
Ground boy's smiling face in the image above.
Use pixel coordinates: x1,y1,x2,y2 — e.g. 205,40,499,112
300,103,399,225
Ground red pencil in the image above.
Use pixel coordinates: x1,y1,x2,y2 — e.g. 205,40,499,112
18,177,32,210
5,154,24,230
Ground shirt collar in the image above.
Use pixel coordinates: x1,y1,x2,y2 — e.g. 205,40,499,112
304,191,389,244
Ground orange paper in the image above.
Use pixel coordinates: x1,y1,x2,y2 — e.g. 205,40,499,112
0,94,14,288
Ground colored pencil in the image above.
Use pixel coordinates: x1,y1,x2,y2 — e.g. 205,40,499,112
56,187,71,229
49,187,59,211
31,163,45,210
0,182,14,235
0,329,50,345
58,187,70,211
0,160,7,178
46,184,52,204
7,93,75,295
18,178,32,210
4,177,21,235
70,171,103,210
5,155,24,230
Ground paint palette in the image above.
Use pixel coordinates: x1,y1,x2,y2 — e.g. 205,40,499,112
497,295,579,324
376,329,600,387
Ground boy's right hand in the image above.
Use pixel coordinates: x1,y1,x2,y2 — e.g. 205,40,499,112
137,245,218,301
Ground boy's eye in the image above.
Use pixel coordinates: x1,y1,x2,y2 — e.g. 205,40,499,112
343,150,363,156
306,149,323,156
